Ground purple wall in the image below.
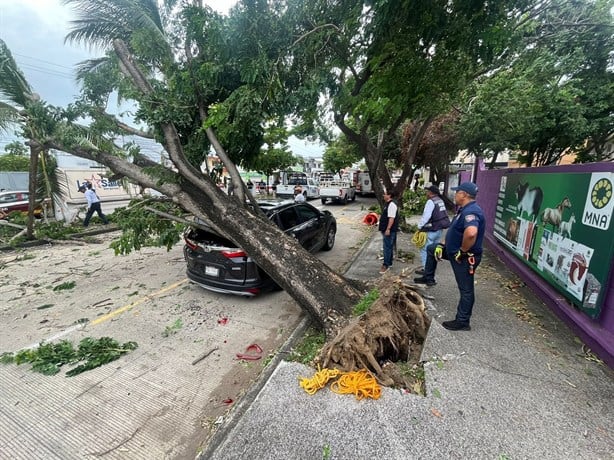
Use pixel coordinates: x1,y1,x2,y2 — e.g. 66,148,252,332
475,162,614,368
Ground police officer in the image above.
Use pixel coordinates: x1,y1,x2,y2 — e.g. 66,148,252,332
414,182,485,331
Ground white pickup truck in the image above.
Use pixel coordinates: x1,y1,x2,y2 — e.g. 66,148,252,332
319,180,357,205
275,173,320,199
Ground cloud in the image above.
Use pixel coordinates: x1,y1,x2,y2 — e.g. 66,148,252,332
0,1,91,107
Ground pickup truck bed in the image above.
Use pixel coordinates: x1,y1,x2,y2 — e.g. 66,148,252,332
319,181,356,204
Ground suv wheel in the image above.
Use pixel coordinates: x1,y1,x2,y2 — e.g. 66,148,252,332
322,225,336,251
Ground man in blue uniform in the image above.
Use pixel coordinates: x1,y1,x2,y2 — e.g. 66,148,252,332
414,182,485,331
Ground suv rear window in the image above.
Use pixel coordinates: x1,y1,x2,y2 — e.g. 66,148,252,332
276,207,298,230
295,204,318,224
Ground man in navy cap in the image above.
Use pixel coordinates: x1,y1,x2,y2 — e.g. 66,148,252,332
414,182,485,331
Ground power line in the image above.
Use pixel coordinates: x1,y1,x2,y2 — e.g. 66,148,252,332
17,63,74,79
13,53,76,71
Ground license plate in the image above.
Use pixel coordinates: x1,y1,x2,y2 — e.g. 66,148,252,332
205,266,219,277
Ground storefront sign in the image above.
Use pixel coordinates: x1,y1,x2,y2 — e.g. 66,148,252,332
493,172,614,319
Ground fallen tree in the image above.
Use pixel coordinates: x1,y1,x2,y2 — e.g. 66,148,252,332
32,35,431,384
3,1,466,386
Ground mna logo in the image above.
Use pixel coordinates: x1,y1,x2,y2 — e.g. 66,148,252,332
582,173,613,230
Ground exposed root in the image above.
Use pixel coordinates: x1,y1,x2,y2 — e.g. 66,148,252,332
317,276,431,389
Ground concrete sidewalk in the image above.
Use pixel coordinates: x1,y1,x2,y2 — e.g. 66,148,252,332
201,229,614,459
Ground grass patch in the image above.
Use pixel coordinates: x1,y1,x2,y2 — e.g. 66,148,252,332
353,288,379,316
397,362,426,396
288,327,325,365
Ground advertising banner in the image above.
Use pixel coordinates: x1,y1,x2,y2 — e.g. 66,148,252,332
493,172,614,319
59,169,136,201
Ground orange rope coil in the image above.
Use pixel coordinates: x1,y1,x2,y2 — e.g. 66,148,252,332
299,368,381,400
299,367,340,395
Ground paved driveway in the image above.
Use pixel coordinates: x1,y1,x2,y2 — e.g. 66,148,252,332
0,198,376,459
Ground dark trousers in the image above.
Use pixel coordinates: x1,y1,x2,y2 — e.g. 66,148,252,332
381,231,397,268
84,202,108,227
423,243,482,325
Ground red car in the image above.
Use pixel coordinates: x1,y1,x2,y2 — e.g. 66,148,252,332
0,190,43,218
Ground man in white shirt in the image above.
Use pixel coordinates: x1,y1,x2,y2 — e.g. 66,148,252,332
378,190,398,274
294,187,306,202
79,183,109,227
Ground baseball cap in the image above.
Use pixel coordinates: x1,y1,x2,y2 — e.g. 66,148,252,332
451,182,478,196
424,185,440,195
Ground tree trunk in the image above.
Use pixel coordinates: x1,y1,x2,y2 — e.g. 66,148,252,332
26,144,40,239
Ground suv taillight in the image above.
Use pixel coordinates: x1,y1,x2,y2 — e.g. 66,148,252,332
184,235,198,250
221,250,247,258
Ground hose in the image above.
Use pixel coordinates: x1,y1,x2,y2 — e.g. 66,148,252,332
412,230,427,248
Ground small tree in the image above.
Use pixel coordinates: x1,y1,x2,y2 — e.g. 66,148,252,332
3,140,28,156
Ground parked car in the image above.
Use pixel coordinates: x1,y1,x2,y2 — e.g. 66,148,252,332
183,201,336,296
0,190,42,219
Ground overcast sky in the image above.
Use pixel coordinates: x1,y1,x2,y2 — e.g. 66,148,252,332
0,0,323,158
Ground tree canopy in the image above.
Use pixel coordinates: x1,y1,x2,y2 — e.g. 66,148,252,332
458,0,614,166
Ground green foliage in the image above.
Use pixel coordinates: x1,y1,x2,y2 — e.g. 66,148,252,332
162,318,183,337
0,153,30,171
322,443,332,460
3,140,28,156
400,189,428,220
0,337,138,376
65,337,137,377
397,362,426,396
250,126,301,176
52,281,76,292
353,288,379,316
288,328,325,365
323,136,361,174
34,221,78,240
0,140,30,171
109,200,187,255
458,0,614,165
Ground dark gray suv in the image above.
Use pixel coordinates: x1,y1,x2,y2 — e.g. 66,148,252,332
183,201,336,295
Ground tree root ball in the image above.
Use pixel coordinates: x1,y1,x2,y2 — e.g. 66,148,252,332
317,276,431,388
